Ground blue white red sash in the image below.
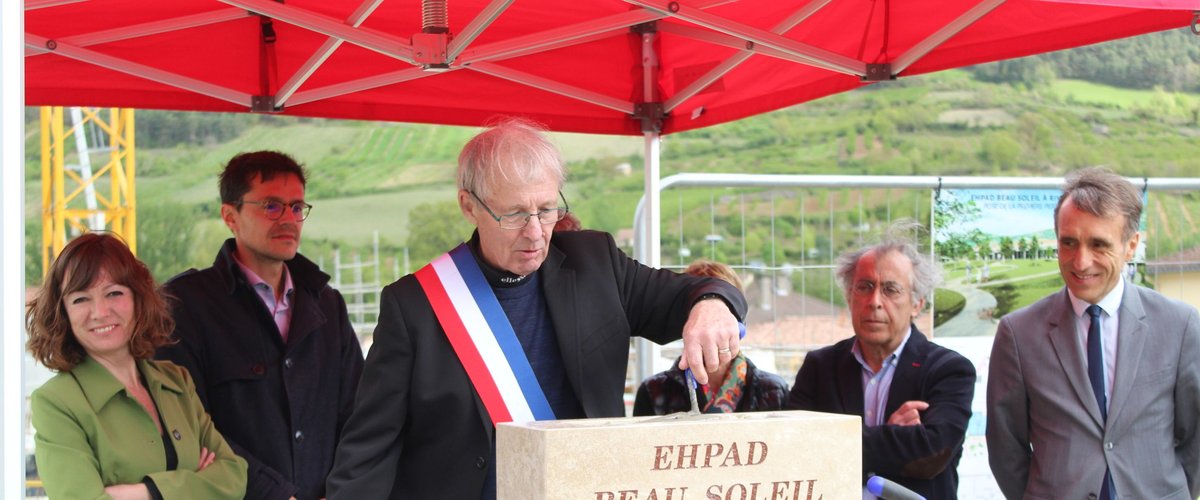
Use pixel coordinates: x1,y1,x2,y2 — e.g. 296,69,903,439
414,244,555,425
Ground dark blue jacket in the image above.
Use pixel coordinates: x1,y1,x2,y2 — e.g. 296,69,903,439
632,355,789,416
787,328,975,500
158,239,364,500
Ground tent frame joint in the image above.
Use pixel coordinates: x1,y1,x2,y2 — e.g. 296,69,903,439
412,31,449,66
251,95,282,113
631,20,658,35
633,102,664,133
862,63,894,81
260,16,277,44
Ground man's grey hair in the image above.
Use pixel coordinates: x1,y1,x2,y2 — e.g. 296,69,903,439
1054,167,1142,242
457,117,565,200
835,220,942,306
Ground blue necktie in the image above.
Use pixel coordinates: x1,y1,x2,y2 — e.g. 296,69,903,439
1087,304,1114,500
1086,305,1107,420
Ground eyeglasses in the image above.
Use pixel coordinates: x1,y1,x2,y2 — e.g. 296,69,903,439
238,199,313,221
469,190,569,230
852,280,908,300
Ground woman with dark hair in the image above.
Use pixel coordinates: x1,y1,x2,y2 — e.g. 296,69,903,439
27,232,246,500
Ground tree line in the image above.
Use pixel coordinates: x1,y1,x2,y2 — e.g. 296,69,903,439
971,28,1200,91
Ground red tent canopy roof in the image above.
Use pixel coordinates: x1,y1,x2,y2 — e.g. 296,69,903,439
24,0,1198,135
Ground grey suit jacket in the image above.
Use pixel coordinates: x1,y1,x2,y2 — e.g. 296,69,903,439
986,284,1200,500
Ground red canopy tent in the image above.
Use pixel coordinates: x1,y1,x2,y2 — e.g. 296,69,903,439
24,0,1200,136
19,0,1200,397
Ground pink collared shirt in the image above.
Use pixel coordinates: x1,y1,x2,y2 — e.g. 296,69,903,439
233,256,295,342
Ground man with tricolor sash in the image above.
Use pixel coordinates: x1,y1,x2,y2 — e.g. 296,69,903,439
327,118,747,499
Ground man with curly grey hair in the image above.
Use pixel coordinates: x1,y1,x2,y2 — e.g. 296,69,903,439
787,222,976,499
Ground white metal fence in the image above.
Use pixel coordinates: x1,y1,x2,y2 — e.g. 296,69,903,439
630,173,1200,381
627,173,1200,499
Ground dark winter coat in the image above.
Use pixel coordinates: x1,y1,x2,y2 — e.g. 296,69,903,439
632,355,789,416
158,239,364,500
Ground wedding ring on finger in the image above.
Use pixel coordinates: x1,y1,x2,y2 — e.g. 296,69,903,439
718,348,732,355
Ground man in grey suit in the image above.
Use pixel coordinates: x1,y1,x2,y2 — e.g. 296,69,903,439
986,167,1200,500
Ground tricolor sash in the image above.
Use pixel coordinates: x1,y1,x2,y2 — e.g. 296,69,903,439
414,243,555,425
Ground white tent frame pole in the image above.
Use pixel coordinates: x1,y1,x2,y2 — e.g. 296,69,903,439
463,31,618,66
24,33,252,106
633,26,662,389
626,0,867,76
663,0,832,112
24,8,250,58
253,0,725,110
469,62,636,113
461,11,659,63
218,0,417,63
447,0,515,62
276,0,385,107
458,0,732,65
657,23,831,67
289,67,434,106
662,30,752,113
3,0,25,496
294,19,631,111
22,0,749,114
24,0,84,10
893,0,1006,74
292,26,615,106
634,132,662,388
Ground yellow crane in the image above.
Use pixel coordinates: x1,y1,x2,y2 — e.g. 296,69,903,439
39,106,137,272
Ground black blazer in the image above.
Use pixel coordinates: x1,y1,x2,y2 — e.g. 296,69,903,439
327,230,746,499
787,328,976,500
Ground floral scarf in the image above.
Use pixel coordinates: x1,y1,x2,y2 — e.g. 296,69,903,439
702,353,748,413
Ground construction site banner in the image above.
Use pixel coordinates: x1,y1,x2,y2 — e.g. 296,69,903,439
934,188,1147,334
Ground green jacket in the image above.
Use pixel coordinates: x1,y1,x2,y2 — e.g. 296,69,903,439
32,356,247,499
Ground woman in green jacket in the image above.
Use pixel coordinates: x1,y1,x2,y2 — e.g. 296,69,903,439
27,233,246,500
